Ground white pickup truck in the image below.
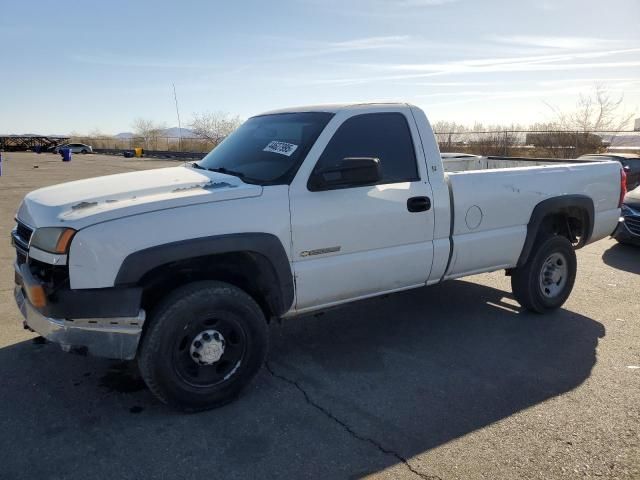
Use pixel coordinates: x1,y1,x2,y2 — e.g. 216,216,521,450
12,103,625,410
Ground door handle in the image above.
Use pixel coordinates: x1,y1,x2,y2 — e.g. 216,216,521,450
407,196,431,212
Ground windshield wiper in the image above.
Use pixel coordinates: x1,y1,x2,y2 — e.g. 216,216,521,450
207,167,251,180
193,165,261,184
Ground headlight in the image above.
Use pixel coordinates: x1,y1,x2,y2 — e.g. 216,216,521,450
30,227,76,254
621,204,633,216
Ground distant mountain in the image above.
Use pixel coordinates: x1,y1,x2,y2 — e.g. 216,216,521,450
163,127,198,138
114,132,135,139
114,127,198,139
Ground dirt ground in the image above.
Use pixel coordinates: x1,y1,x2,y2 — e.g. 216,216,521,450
0,152,638,479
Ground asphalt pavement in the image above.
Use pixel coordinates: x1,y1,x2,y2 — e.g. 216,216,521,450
0,152,638,479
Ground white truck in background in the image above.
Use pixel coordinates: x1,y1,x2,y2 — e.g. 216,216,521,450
12,103,625,410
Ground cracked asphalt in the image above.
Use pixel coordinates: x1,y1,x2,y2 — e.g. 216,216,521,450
0,152,638,479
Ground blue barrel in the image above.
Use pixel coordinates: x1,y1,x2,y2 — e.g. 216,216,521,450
61,148,72,162
35,146,41,154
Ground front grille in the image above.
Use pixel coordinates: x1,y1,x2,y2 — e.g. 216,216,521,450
16,222,33,245
16,249,27,265
625,214,640,236
12,221,33,265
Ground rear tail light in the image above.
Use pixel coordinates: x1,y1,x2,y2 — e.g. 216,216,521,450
619,167,627,208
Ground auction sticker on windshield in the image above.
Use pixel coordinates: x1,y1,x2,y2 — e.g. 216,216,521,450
263,141,298,157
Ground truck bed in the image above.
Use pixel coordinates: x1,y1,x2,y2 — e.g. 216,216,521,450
440,157,621,280
442,155,595,173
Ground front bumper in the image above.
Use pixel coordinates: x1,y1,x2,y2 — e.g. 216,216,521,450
613,213,640,246
14,281,146,361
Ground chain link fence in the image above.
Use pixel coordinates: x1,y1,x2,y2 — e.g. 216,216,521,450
71,136,215,153
71,130,640,159
433,130,640,158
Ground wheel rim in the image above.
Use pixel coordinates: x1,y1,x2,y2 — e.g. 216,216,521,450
539,252,568,298
173,315,246,388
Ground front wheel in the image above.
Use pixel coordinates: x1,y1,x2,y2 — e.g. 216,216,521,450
138,281,269,411
511,235,577,313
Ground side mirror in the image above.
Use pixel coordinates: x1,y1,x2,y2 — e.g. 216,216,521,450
623,165,631,172
309,157,381,191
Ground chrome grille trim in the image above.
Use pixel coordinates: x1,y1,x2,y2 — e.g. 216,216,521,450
11,221,34,265
16,221,33,245
624,215,640,236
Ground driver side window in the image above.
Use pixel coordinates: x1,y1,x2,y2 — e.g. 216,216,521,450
309,112,419,190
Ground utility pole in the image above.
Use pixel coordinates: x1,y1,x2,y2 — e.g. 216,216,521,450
172,83,183,152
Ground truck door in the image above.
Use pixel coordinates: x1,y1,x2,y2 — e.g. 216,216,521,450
289,108,435,311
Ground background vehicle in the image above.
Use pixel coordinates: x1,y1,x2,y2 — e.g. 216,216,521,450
53,143,93,154
11,103,623,410
613,186,640,246
578,153,640,189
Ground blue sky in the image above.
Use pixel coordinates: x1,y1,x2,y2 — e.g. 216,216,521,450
2,0,639,134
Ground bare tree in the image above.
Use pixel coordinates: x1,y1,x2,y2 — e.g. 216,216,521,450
132,118,167,149
190,112,242,146
430,86,635,159
465,123,524,156
545,85,634,156
550,84,634,132
88,128,105,138
432,121,468,151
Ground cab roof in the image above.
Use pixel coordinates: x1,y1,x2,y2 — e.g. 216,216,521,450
258,102,414,116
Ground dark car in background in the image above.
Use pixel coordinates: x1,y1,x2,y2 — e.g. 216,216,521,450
578,153,640,190
613,186,640,246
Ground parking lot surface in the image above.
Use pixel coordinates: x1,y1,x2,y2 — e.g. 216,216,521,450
0,152,638,479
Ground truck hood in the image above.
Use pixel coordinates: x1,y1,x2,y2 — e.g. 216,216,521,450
17,166,263,229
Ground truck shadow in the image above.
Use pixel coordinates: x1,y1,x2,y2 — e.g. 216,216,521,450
0,280,604,479
602,242,640,275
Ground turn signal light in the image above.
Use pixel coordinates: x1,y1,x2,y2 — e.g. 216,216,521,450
26,284,47,308
55,228,76,254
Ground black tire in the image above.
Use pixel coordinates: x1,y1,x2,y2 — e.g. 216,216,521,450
138,281,268,411
81,149,88,154
511,235,577,313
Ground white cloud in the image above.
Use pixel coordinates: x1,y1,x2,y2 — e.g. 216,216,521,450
325,35,412,52
490,35,621,50
292,0,460,18
394,0,459,5
300,47,640,87
420,85,640,110
373,48,640,72
537,77,640,87
71,53,217,69
262,35,433,61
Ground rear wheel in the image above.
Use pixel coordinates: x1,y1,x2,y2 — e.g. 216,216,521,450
138,281,268,411
81,149,88,154
511,235,577,313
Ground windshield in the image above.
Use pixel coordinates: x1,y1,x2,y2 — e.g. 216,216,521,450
197,112,334,184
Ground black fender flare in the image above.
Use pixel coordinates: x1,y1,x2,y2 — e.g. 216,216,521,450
517,195,594,267
114,233,294,316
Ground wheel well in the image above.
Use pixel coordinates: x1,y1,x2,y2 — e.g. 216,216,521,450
537,207,589,247
137,252,282,321
517,195,594,267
